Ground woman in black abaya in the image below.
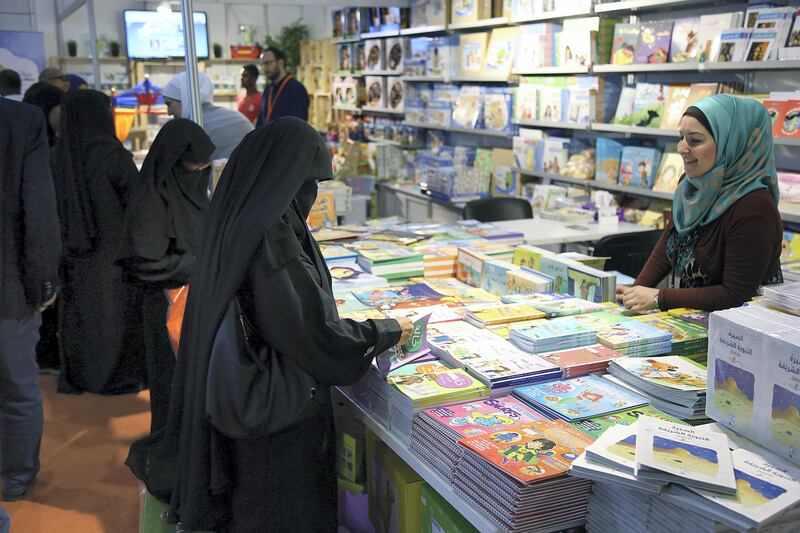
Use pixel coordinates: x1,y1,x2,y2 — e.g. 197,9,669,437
51,90,145,394
126,117,412,531
117,119,215,433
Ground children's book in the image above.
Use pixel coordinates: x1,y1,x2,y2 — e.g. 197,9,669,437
457,419,595,483
653,153,683,193
669,18,702,63
375,313,433,374
456,248,489,288
610,23,639,65
335,291,374,314
482,27,519,78
414,277,500,305
385,359,451,386
667,307,709,328
634,21,673,64
597,320,672,350
571,405,684,439
451,86,483,128
466,354,560,387
464,302,547,326
539,344,624,377
422,395,547,440
321,244,358,264
530,297,604,318
394,368,489,407
660,85,692,130
508,320,597,354
698,12,742,62
595,137,624,184
715,28,753,62
340,308,387,321
630,82,665,128
611,86,636,124
514,374,650,422
353,283,445,311
458,32,488,77
686,82,719,108
483,90,513,132
745,30,778,61
635,416,737,494
619,146,662,189
585,421,643,474
330,263,389,292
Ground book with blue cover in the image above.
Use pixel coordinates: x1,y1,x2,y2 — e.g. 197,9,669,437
595,137,625,184
513,374,650,421
508,320,597,353
480,260,516,296
619,146,662,189
529,297,604,318
597,320,673,350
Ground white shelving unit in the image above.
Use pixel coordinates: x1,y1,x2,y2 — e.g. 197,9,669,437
400,24,447,36
515,119,590,131
360,30,400,39
593,60,800,73
447,17,509,31
362,106,405,115
401,75,445,82
589,180,675,201
450,75,512,83
512,168,591,188
333,104,361,113
590,123,680,138
595,0,743,14
362,70,403,76
405,122,513,139
510,6,592,24
513,65,590,75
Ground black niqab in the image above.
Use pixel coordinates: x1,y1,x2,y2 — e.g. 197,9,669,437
117,118,215,272
52,90,120,254
126,117,331,529
22,82,64,146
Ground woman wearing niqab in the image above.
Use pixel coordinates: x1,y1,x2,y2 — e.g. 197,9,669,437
51,89,145,394
126,118,409,531
117,119,215,433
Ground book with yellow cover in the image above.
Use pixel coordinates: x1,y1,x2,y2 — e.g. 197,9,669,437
458,32,489,77
465,302,547,326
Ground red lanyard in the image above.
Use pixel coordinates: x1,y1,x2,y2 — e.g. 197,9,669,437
266,74,292,121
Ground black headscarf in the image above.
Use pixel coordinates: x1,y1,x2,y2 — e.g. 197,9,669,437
117,119,215,270
126,117,331,529
22,82,64,146
51,90,124,254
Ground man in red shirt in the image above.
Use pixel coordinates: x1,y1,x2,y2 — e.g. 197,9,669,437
236,64,262,125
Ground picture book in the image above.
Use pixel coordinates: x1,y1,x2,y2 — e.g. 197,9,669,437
686,82,719,108
414,278,499,305
745,30,778,61
506,269,553,296
774,100,800,138
383,304,464,325
611,86,637,125
571,405,684,439
508,320,597,354
482,27,519,78
629,82,665,128
514,375,650,422
375,313,433,374
634,21,673,64
394,368,489,407
334,291,374,314
634,315,709,351
458,32,488,77
715,28,753,62
422,395,547,439
465,302,546,326
596,320,672,350
330,263,388,292
352,283,445,311
451,86,483,129
698,12,743,62
669,18,701,63
538,86,565,122
466,354,560,386
667,307,709,328
457,419,595,483
610,356,707,392
560,17,596,67
456,248,489,288
585,421,642,474
539,344,623,376
595,137,624,184
386,359,451,386
307,192,336,228
482,89,513,132
320,244,358,264
653,153,683,193
355,241,422,266
530,297,604,318
538,255,571,294
619,146,661,189
451,0,491,25
339,308,386,321
754,7,794,60
514,24,550,72
660,85,692,130
610,23,639,65
635,416,737,494
514,83,538,122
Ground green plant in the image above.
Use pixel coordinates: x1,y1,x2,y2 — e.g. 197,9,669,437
67,40,77,57
263,20,309,73
109,40,120,57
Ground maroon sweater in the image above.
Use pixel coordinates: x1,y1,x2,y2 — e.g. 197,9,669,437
634,189,782,312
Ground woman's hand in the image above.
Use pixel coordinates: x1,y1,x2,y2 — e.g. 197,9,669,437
621,286,660,313
396,318,414,346
615,285,626,304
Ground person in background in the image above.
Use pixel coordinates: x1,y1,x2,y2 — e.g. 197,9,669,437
236,64,261,124
50,90,145,394
21,82,65,373
126,118,412,531
161,71,252,161
255,46,309,126
0,99,61,503
66,74,89,91
38,67,69,92
618,94,783,313
117,119,215,434
0,70,22,101
22,82,64,147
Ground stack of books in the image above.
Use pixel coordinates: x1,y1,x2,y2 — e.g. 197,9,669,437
351,241,424,280
596,320,673,356
320,244,358,264
352,283,446,311
409,395,547,482
539,344,624,378
454,418,595,532
465,354,561,393
633,313,709,361
570,405,683,440
329,263,389,293
509,320,597,353
503,293,605,318
513,375,650,422
463,302,547,327
426,321,511,368
457,220,525,246
607,356,707,420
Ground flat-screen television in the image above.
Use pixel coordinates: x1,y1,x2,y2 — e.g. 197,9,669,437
124,10,209,60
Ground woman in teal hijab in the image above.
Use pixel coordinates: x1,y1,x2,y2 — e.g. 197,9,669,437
619,94,783,312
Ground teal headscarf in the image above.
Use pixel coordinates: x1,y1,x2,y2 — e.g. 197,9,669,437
672,94,779,234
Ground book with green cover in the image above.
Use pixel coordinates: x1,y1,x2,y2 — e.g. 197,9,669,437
420,483,478,533
394,368,490,407
571,405,685,439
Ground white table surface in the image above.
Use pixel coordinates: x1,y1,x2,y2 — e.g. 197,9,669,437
495,217,654,246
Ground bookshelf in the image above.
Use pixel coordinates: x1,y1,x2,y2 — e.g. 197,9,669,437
361,106,404,115
399,24,447,36
510,5,593,24
447,17,510,32
405,122,514,139
515,119,590,131
590,123,680,138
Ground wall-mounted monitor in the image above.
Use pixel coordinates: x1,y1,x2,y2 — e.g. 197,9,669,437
123,10,209,60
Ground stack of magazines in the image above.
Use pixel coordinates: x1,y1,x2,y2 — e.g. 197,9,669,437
606,356,708,420
508,320,597,353
596,320,672,356
761,281,800,315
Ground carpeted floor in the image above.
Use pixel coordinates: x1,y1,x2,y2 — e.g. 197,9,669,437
2,375,149,533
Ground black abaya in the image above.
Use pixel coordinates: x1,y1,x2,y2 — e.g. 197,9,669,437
126,118,402,531
51,90,145,394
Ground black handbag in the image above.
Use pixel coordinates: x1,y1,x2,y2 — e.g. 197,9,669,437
205,297,322,439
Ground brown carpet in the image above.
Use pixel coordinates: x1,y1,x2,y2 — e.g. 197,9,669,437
3,375,150,532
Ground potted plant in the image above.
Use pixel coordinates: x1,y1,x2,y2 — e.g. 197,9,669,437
67,40,77,57
109,40,120,57
213,42,223,58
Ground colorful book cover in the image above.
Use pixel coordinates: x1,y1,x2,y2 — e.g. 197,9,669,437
610,23,639,65
485,318,544,340
531,297,604,318
538,255,571,294
660,85,692,131
629,82,665,128
457,420,595,483
482,27,519,78
386,359,452,386
633,315,709,349
307,192,337,228
653,153,683,193
698,12,742,62
539,344,623,374
312,227,361,243
334,292,374,314
512,244,555,271
597,320,672,350
716,28,753,62
611,356,708,391
467,354,560,385
467,303,547,325
571,405,684,439
595,137,624,184
352,241,422,265
514,374,649,422
585,421,641,473
686,82,719,108
423,395,547,439
506,269,552,296
383,304,464,325
330,263,388,292
456,248,488,288
483,90,513,132
566,267,603,303
745,30,778,61
394,368,489,406
667,307,709,328
414,278,500,305
669,18,702,63
375,313,433,374
619,146,661,189
451,86,483,128
611,86,637,125
515,83,538,122
458,32,488,77
635,416,737,494
340,308,387,321
320,244,358,263
634,21,673,64
353,283,445,311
